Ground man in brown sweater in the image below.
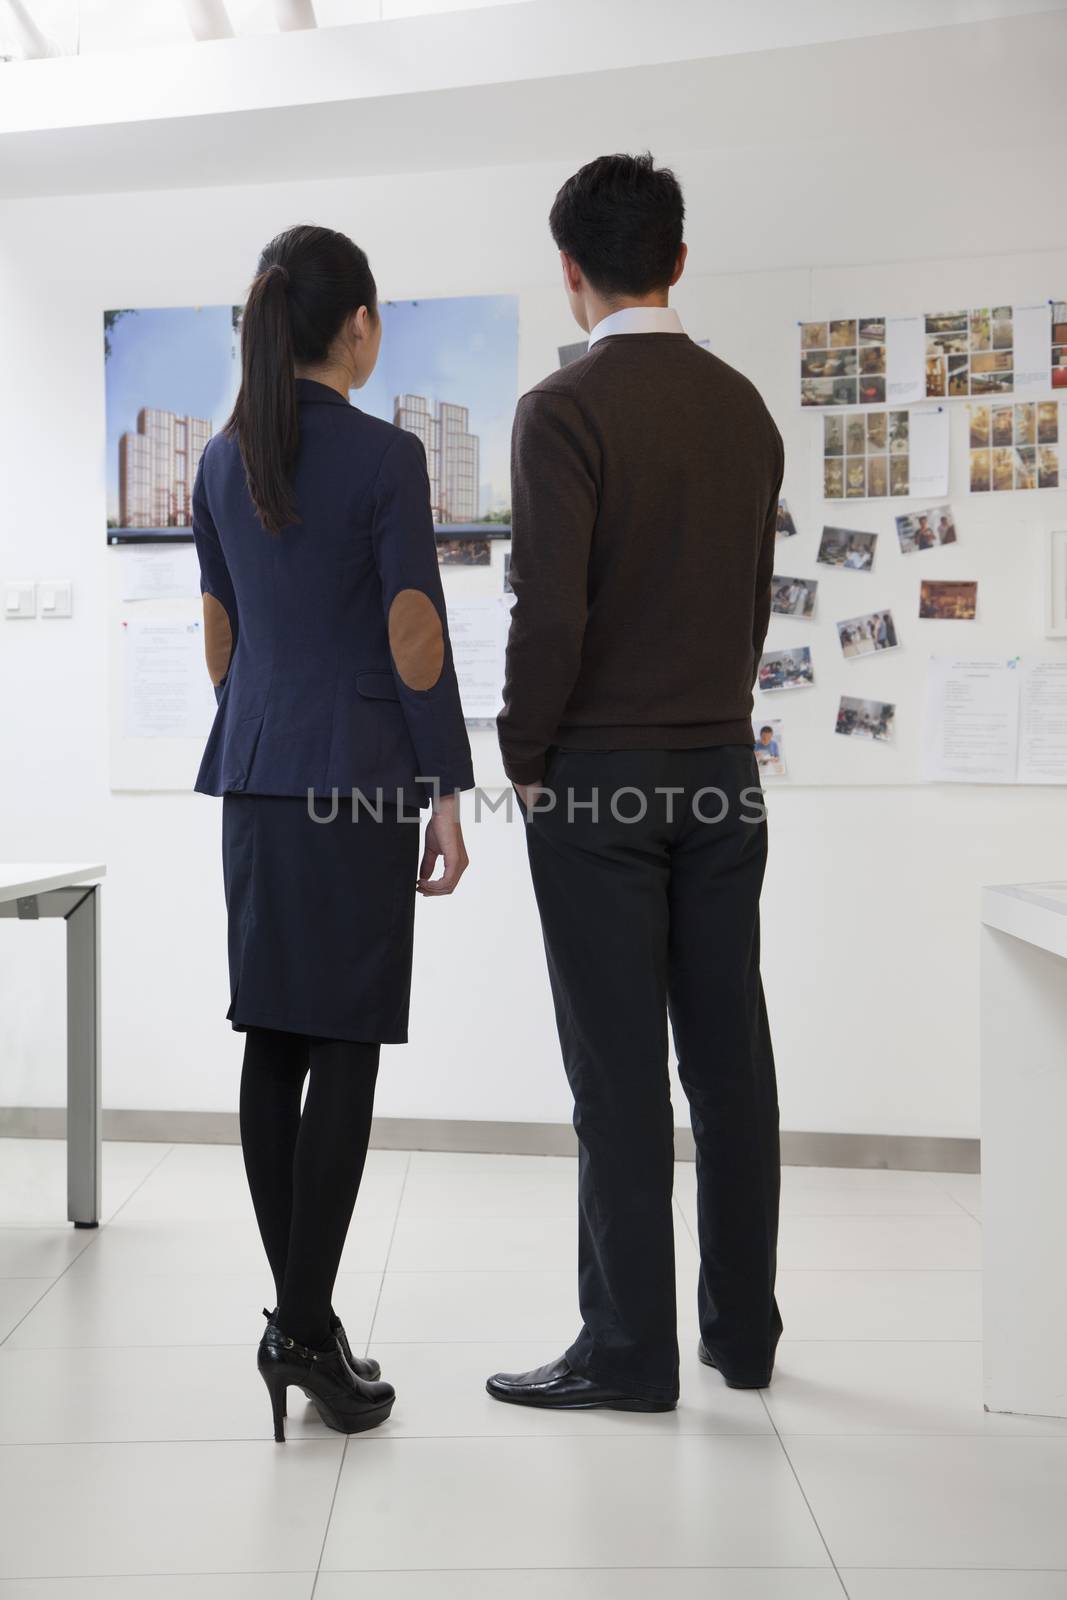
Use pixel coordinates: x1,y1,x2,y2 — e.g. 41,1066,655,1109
489,154,785,1413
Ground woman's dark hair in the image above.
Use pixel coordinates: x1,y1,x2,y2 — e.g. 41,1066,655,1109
227,224,378,535
548,152,684,298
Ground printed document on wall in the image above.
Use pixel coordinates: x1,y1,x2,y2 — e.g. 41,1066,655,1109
121,616,216,740
446,597,508,725
921,657,1019,783
1017,657,1067,782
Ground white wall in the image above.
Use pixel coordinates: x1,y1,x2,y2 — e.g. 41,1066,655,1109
1,145,1065,1140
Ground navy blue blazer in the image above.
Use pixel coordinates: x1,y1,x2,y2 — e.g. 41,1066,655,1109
192,379,474,806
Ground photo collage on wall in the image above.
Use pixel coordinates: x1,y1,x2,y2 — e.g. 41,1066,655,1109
925,306,1014,398
823,410,911,499
968,400,1060,492
800,317,886,408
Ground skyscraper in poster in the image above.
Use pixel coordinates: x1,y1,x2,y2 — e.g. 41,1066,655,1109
119,406,211,528
393,394,480,523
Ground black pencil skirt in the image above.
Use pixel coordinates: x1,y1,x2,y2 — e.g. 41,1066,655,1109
221,793,421,1045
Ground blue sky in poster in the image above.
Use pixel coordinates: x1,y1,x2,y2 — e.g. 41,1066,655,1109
104,305,236,526
356,294,518,517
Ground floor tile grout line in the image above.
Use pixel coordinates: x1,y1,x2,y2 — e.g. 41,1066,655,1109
363,1151,412,1356
757,1388,852,1599
0,1141,179,1349
311,1434,349,1598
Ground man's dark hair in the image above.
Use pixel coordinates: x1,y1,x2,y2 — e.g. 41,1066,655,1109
548,153,685,298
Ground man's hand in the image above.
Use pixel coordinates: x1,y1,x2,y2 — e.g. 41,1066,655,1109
417,793,469,896
514,782,544,813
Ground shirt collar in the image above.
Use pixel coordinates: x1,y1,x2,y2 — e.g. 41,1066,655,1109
295,378,352,406
586,305,685,349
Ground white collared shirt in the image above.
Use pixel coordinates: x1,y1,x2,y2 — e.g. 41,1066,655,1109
586,305,686,349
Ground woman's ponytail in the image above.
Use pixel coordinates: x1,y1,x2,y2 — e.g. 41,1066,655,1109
226,225,378,537
229,262,300,536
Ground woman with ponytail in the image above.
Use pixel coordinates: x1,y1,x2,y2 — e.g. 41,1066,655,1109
192,225,474,1440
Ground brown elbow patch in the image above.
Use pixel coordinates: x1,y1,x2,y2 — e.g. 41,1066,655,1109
203,593,233,686
388,588,444,691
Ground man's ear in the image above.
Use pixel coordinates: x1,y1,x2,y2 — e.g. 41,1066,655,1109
560,251,583,295
669,243,688,288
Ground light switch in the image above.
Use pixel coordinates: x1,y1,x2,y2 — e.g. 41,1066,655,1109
4,581,35,619
38,580,72,619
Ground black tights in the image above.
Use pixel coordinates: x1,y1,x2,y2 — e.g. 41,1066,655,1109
239,1025,380,1350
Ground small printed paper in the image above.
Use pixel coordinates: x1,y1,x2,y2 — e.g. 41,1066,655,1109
118,545,201,602
121,616,216,740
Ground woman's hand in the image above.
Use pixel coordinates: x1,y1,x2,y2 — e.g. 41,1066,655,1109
417,793,469,896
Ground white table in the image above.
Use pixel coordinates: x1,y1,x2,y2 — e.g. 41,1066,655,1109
0,863,105,1227
981,881,1067,1419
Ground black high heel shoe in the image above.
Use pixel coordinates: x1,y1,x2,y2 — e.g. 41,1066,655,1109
262,1307,381,1382
258,1312,395,1442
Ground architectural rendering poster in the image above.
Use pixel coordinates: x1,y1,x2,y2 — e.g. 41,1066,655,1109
105,305,239,544
358,294,518,533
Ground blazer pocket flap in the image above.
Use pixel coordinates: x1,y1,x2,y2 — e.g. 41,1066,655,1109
356,672,400,702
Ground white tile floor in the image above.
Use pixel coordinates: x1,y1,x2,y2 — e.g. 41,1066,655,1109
1,1140,1065,1598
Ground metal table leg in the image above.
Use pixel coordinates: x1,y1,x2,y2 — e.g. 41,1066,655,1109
65,885,102,1227
0,883,103,1227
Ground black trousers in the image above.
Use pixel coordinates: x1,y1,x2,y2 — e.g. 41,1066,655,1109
524,746,782,1403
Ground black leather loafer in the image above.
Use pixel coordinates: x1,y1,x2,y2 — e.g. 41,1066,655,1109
486,1355,675,1412
697,1340,773,1389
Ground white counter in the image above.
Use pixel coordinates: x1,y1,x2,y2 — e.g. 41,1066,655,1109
981,881,1067,1419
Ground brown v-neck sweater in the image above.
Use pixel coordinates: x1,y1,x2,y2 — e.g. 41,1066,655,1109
497,333,785,786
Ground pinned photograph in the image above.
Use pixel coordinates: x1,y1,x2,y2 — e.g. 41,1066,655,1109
969,405,990,448
1038,402,1060,444
991,305,1013,350
801,321,828,350
836,696,895,742
1015,448,1037,491
919,579,978,620
895,505,957,553
992,447,1014,492
836,609,898,658
753,719,786,779
1015,403,1037,447
970,450,991,492
775,498,799,538
889,456,909,496
758,646,814,692
1052,302,1067,347
824,416,844,456
1053,348,1067,389
802,375,858,408
991,404,1014,446
858,374,886,406
970,308,991,351
858,317,885,343
829,319,857,348
866,456,888,498
817,526,876,570
846,415,866,455
866,413,887,452
888,412,909,454
824,458,844,498
1038,446,1060,489
845,458,866,498
771,575,818,618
